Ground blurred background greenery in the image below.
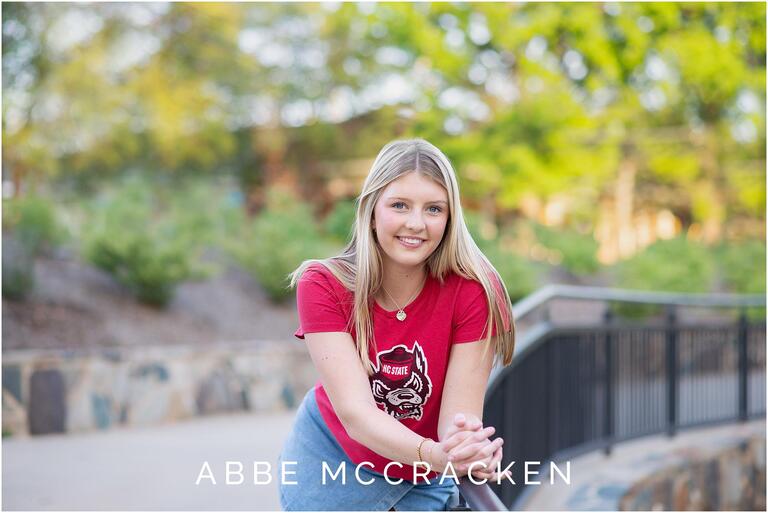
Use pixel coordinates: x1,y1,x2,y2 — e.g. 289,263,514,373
2,2,765,310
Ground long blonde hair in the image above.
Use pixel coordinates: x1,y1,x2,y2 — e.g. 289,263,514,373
290,138,515,374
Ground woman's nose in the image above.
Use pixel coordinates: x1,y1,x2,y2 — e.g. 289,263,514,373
405,211,426,231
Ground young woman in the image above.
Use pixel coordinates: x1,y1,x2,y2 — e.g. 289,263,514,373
278,139,515,511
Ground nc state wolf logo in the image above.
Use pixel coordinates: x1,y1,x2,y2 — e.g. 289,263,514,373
370,343,432,420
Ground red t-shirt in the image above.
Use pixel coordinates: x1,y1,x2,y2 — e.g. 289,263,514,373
294,262,498,482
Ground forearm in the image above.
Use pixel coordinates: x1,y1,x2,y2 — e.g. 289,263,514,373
438,410,483,441
344,404,448,471
437,339,495,442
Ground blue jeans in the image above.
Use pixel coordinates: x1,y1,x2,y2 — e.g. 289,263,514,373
277,389,459,511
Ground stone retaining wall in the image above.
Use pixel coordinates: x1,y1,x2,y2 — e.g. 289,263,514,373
2,340,316,437
620,433,766,511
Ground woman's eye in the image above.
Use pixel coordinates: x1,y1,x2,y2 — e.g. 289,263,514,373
428,206,442,214
392,202,406,209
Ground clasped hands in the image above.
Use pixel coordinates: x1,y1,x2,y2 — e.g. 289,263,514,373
428,413,509,482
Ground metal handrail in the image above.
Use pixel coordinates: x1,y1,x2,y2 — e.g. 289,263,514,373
458,479,508,510
473,285,765,511
488,285,766,393
513,284,764,319
489,317,765,510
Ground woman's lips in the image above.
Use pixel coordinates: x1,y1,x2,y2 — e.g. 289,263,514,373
396,236,425,249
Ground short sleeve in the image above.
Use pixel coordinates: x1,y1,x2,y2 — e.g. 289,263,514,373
452,279,497,344
294,266,351,339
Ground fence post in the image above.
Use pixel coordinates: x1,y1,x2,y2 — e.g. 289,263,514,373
665,306,678,437
738,310,749,422
603,306,614,456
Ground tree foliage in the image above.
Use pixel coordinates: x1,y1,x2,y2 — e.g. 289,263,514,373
2,3,764,246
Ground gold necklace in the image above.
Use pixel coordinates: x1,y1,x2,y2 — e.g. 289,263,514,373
381,274,427,321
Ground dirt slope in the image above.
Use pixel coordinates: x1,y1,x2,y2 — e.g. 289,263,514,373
2,256,300,351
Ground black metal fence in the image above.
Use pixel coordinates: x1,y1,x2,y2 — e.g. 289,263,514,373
478,287,766,510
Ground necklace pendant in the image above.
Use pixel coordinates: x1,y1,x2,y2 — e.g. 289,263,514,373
396,310,407,321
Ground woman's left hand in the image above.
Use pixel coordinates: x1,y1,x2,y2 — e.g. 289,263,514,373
440,414,503,476
448,434,504,476
464,443,510,482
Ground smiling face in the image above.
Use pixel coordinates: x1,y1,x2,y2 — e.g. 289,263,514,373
372,171,450,272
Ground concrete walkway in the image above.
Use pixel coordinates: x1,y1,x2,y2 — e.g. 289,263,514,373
3,410,295,510
4,408,764,511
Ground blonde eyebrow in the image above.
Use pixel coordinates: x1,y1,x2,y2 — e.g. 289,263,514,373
390,197,448,205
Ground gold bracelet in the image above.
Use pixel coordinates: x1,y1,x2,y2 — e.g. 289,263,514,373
417,437,430,463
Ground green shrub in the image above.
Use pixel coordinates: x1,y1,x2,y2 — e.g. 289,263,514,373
81,178,213,307
227,188,338,302
323,199,357,243
464,211,498,252
716,239,766,294
612,236,716,318
615,237,715,292
531,223,600,277
2,235,35,300
2,195,64,299
2,195,63,255
162,179,244,250
483,243,540,303
465,211,540,302
216,196,249,246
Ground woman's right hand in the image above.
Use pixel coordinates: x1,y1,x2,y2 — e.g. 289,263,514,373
446,428,502,475
431,414,502,476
